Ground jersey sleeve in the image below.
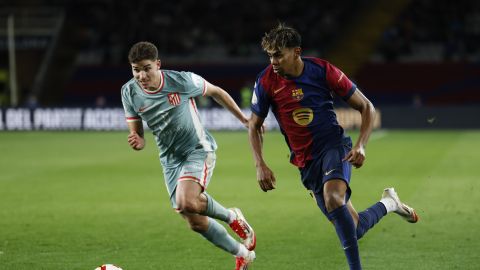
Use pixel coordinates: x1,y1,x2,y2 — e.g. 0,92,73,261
250,77,270,118
325,62,357,100
181,72,207,98
121,85,141,123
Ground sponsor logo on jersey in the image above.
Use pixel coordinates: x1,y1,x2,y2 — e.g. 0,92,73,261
168,92,181,106
291,88,304,100
292,107,313,126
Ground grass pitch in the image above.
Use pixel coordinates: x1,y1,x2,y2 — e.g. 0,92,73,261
0,130,479,269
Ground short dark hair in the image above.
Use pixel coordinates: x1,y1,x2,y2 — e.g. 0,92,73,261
261,23,302,51
128,41,158,63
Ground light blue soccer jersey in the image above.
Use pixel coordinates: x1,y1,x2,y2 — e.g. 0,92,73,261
121,70,217,169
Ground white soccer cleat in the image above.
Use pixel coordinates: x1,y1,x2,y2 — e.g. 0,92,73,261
382,187,419,223
229,208,256,250
235,250,256,270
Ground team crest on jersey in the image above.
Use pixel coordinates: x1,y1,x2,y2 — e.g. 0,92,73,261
168,92,181,106
291,88,304,100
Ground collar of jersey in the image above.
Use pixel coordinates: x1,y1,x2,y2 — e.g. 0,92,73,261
142,70,165,94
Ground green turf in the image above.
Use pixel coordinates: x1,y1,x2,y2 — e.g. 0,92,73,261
0,130,479,269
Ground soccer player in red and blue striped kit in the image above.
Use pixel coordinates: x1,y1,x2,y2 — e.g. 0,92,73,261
248,23,419,269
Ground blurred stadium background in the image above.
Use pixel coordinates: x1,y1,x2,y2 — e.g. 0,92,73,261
1,1,480,270
1,0,479,130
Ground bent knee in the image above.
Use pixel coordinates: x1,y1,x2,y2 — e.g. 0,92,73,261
324,192,346,212
188,221,207,233
180,215,209,233
176,200,201,214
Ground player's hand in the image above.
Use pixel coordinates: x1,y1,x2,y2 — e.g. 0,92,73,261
256,164,276,192
128,132,145,151
242,118,249,129
343,145,365,168
259,123,266,134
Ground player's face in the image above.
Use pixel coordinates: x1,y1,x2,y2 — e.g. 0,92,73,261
131,59,161,90
267,47,300,77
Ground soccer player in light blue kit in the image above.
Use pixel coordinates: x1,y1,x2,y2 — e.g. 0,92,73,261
121,42,255,270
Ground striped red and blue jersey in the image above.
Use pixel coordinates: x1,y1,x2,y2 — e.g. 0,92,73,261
251,57,357,168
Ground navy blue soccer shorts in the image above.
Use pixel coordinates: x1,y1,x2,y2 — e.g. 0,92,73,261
299,136,353,218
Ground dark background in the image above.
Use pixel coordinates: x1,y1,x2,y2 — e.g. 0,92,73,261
1,0,479,128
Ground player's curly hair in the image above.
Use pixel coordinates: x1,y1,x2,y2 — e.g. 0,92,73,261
261,23,302,51
128,41,158,63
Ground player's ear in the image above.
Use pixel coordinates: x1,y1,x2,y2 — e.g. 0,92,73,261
157,59,161,70
294,47,302,58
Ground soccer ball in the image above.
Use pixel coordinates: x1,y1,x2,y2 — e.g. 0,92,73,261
95,264,123,270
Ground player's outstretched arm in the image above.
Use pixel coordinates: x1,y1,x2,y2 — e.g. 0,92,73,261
127,121,145,151
344,88,376,168
249,113,276,192
205,81,249,127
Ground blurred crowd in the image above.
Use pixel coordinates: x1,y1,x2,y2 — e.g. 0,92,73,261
375,0,480,62
67,0,480,65
3,0,480,65
68,0,364,65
